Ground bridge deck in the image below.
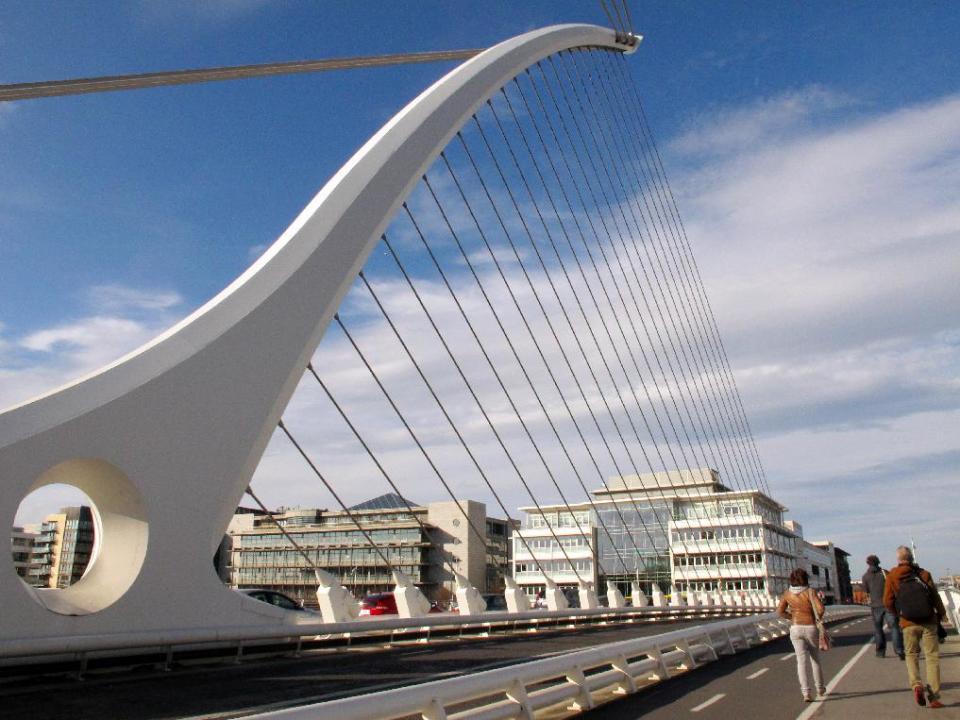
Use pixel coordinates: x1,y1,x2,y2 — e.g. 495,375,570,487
585,616,960,719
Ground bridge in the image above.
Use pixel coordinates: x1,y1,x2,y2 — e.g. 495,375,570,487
1,6,956,720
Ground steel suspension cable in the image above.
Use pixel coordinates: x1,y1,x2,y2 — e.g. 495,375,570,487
413,177,635,578
342,274,577,583
605,53,769,491
540,51,758,577
547,52,751,494
274,420,399,575
484,93,685,521
308,341,513,583
512,68,716,508
453,130,666,576
507,73,711,501
587,51,763,494
379,224,591,584
466,110,672,563
438,149,656,580
614,55,772,495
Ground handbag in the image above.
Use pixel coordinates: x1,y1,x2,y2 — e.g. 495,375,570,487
809,588,831,651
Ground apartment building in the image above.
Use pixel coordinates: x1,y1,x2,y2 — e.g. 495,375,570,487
27,506,96,589
224,493,512,606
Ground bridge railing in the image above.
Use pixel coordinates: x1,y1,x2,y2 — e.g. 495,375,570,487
941,588,960,630
247,605,867,720
0,603,769,671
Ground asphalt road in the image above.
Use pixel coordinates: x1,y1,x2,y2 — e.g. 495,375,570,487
0,616,724,720
583,614,891,720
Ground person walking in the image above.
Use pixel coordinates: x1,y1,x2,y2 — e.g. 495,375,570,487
862,554,904,658
884,545,947,708
778,568,826,702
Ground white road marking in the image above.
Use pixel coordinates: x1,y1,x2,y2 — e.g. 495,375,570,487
781,653,795,661
691,693,726,712
795,641,873,720
747,667,769,679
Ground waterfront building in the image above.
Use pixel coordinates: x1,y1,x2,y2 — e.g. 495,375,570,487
225,494,512,606
513,469,800,599
27,506,96,589
10,526,38,581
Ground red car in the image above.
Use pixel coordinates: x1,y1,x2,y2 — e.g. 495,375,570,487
358,592,445,616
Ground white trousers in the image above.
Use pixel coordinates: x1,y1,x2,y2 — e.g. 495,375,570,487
790,624,824,695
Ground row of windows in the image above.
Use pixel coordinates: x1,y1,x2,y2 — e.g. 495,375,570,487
514,559,592,574
516,536,591,551
237,528,424,547
672,526,761,542
676,579,767,591
673,552,763,567
234,547,423,566
525,511,591,529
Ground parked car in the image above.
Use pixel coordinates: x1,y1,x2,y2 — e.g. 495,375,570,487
238,589,316,614
359,591,444,616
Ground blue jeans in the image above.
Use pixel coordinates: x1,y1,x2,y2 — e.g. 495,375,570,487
872,606,904,655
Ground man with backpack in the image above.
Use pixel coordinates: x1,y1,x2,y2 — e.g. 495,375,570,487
863,554,904,658
884,545,947,708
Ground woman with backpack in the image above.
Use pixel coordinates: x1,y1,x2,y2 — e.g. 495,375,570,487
777,568,827,702
883,546,947,708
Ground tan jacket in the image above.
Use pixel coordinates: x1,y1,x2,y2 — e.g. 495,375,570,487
778,588,824,626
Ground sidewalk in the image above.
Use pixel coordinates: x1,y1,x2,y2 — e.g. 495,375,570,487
808,632,960,718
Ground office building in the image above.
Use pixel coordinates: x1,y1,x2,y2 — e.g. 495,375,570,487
513,468,799,599
225,494,512,607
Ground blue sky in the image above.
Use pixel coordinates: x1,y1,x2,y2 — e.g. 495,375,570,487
3,2,959,577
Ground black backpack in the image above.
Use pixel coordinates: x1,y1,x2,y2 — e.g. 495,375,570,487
895,568,935,622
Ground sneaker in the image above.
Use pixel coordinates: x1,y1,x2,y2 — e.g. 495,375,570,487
914,685,927,707
876,650,885,658
817,687,827,698
929,700,944,709
897,652,905,660
803,694,814,702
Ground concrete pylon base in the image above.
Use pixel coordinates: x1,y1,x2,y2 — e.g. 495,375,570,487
455,577,486,616
668,585,685,608
544,580,569,612
686,591,700,607
606,582,626,609
315,570,360,623
711,592,725,607
650,583,666,608
698,591,713,607
393,572,431,618
578,582,599,610
631,582,648,608
503,576,530,613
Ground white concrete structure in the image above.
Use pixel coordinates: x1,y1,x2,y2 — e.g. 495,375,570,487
0,24,637,648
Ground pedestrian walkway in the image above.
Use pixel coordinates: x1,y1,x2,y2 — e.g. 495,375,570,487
583,615,958,719
803,632,960,719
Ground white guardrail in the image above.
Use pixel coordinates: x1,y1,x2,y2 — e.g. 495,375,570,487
0,603,774,669
941,588,960,631
246,606,868,720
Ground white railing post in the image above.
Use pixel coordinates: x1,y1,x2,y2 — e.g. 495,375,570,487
315,569,360,624
503,576,530,614
631,582,648,608
393,571,431,618
578,581,600,610
606,582,627,609
454,574,486,616
650,583,666,608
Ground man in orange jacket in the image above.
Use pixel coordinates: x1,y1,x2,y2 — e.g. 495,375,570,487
884,545,947,708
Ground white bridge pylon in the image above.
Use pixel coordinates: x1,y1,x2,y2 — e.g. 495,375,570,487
0,25,637,645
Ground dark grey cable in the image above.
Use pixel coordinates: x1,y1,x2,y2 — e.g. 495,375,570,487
438,149,656,579
415,174,633,578
379,225,588,584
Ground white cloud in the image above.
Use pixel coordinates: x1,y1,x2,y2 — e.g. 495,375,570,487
5,83,959,578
